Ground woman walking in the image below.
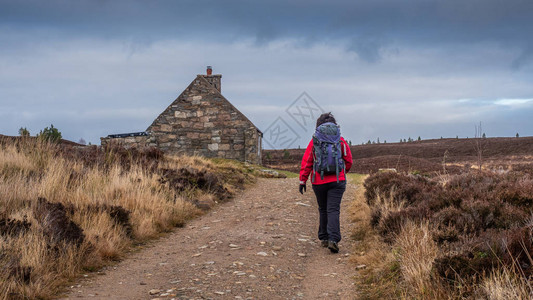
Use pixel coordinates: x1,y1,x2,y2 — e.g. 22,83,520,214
299,112,353,253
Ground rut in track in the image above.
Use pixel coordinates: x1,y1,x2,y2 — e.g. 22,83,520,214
62,178,359,300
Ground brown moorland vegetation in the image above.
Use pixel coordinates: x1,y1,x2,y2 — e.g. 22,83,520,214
352,170,533,299
0,138,261,300
263,137,533,174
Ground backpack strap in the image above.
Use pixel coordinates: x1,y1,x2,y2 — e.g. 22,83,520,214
343,142,347,156
312,163,316,183
343,141,347,180
335,142,340,183
325,143,331,174
312,136,321,183
311,143,316,183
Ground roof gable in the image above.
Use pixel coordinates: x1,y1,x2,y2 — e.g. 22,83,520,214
147,75,261,134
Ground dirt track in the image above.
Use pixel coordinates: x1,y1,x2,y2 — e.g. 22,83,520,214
62,178,358,300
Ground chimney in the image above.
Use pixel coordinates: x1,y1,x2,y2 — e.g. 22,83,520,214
202,66,222,92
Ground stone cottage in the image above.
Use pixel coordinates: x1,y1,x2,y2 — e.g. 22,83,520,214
101,67,263,164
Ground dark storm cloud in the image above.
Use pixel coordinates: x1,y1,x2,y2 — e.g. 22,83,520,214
1,0,533,145
2,0,533,65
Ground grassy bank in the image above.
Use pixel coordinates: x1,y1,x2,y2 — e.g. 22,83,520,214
0,140,258,300
350,170,533,299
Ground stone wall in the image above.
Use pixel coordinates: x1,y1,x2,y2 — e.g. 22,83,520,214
245,127,262,165
100,135,152,147
101,74,262,165
202,74,221,92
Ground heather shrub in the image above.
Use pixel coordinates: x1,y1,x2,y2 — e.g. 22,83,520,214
435,226,533,293
495,177,533,208
58,143,164,173
363,169,533,296
512,164,533,175
377,205,430,243
159,167,228,200
364,172,436,207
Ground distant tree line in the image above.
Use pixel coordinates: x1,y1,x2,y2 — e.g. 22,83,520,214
360,131,526,146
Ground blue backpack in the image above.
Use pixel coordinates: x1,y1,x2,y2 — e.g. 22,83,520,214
312,122,345,183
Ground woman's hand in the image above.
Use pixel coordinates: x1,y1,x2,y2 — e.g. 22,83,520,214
299,184,306,194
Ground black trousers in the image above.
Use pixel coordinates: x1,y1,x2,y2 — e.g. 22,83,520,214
312,181,346,243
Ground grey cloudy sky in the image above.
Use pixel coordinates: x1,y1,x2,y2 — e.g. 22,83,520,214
1,0,532,147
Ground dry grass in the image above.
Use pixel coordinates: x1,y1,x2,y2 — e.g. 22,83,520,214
0,140,252,299
395,221,447,299
480,266,533,300
372,188,405,217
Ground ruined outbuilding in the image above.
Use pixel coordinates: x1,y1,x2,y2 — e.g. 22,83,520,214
101,67,262,164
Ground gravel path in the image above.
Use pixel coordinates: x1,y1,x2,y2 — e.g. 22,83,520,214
62,178,358,300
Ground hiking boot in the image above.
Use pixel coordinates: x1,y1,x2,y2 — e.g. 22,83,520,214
328,241,339,253
320,240,328,247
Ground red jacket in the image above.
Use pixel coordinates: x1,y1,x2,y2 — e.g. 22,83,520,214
299,137,353,185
